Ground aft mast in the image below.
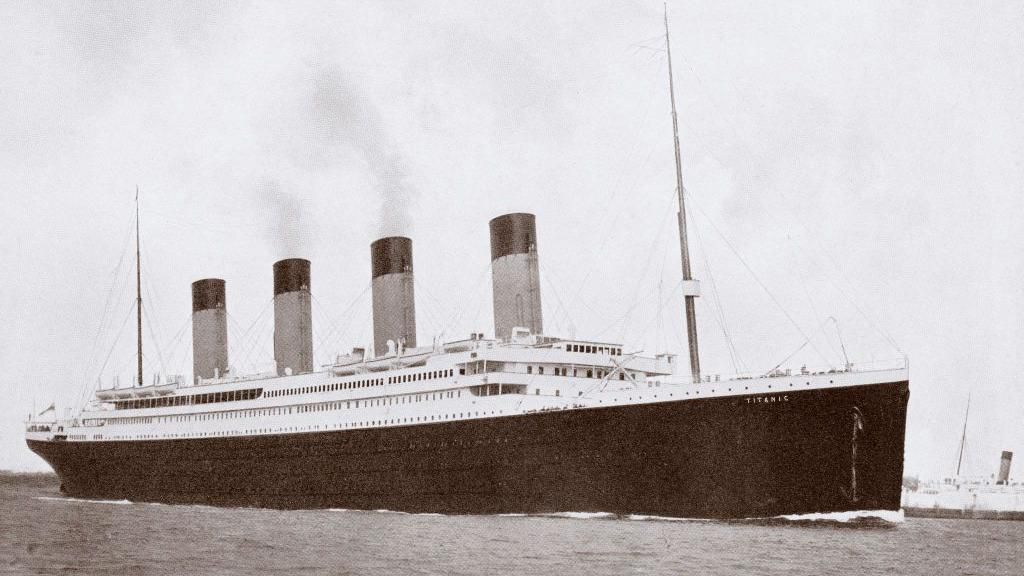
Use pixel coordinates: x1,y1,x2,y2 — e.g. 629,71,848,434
664,5,701,383
955,392,970,478
135,186,143,388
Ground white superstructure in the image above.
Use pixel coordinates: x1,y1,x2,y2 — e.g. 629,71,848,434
26,330,907,444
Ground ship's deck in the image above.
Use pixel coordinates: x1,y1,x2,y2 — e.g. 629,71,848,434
25,339,907,444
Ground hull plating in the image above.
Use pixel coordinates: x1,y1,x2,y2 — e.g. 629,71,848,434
28,381,909,518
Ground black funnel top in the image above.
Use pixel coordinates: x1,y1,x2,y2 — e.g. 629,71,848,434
273,258,311,296
489,213,537,261
192,278,226,313
371,237,413,279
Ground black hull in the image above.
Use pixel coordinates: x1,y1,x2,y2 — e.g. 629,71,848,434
28,380,909,519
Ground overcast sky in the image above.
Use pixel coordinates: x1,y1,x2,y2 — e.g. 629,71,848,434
1,1,1021,479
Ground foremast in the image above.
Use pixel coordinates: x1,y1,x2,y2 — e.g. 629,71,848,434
135,186,143,388
664,6,701,383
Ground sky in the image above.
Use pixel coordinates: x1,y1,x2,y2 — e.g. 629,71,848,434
0,1,1021,479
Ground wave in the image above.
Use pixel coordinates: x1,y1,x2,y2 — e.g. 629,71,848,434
0,470,56,478
622,509,903,526
35,496,133,506
776,509,904,523
28,495,903,527
727,508,905,528
540,511,617,520
627,514,715,523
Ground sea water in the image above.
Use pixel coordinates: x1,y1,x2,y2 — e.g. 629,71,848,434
1,473,1020,575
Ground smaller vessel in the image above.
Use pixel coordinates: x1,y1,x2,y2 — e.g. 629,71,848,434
903,398,1024,520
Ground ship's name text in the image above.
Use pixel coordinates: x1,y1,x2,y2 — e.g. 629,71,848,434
746,395,789,404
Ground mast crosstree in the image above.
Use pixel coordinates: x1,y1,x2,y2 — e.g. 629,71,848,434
664,5,701,383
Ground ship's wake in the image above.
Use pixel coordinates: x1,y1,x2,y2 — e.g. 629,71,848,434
36,496,133,506
31,495,905,527
524,509,903,527
731,509,904,528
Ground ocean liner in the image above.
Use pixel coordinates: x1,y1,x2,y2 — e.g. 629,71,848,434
24,14,910,519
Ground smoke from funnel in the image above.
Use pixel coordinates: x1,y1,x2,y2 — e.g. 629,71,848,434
258,177,311,258
309,64,414,237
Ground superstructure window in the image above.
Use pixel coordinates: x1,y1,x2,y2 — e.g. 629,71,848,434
115,387,263,410
469,384,527,396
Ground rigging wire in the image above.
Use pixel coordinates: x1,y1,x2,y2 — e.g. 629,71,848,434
410,275,451,343
310,295,336,365
684,190,831,367
347,303,375,355
789,238,843,365
689,193,744,374
532,264,572,338
536,261,579,339
631,277,686,349
311,283,371,364
654,196,673,355
232,297,274,373
159,314,194,379
764,315,842,375
830,316,851,369
610,190,677,344
589,280,665,341
140,244,169,378
789,238,904,355
674,40,903,355
562,55,668,309
75,209,137,408
92,305,137,388
438,260,498,338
